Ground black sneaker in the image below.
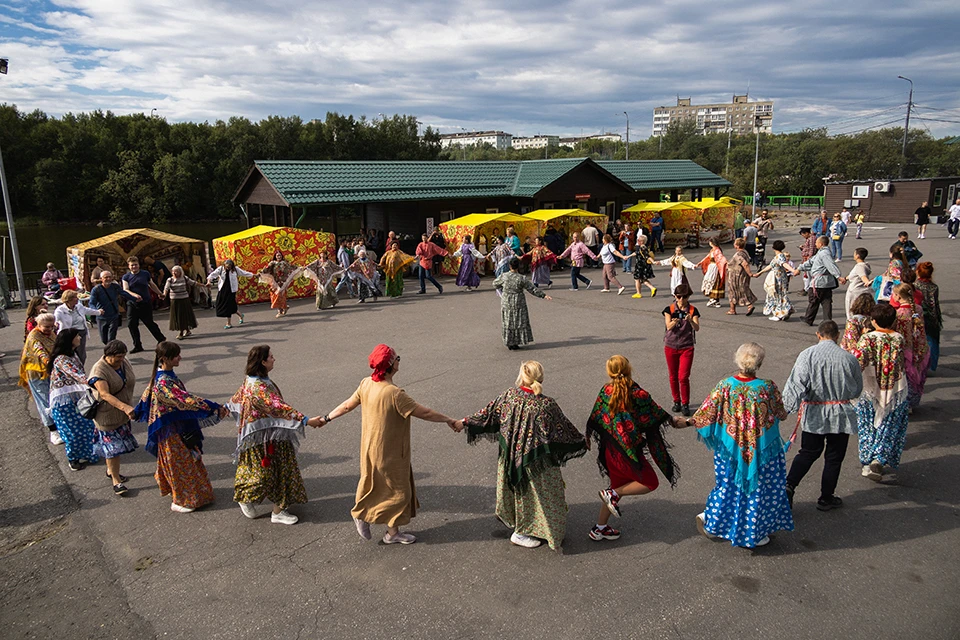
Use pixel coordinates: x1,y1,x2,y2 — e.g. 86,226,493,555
681,404,691,417
113,483,129,496
588,524,621,541
67,459,85,472
130,346,145,354
785,484,795,509
816,495,843,511
671,402,682,413
106,472,129,483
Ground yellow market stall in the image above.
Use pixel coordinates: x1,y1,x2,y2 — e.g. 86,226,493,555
620,202,697,246
67,228,212,291
436,213,539,276
524,209,609,244
687,197,740,245
212,225,336,305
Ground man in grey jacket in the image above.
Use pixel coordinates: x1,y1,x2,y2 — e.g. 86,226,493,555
797,236,845,324
783,321,863,510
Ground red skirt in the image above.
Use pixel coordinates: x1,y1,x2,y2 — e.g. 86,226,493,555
604,445,659,491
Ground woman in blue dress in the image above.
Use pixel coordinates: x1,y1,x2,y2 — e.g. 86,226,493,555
689,342,793,548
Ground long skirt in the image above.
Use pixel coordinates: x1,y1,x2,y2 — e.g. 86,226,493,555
904,349,930,408
763,284,793,320
500,294,534,347
701,264,718,296
384,274,404,297
93,422,139,459
156,433,215,509
701,451,794,548
27,378,54,428
531,264,552,288
456,258,481,288
51,404,99,464
270,289,288,310
496,455,567,551
856,398,909,468
315,282,339,309
215,287,238,318
168,298,197,331
234,441,307,510
727,270,756,306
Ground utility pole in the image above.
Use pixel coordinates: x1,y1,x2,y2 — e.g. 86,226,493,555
725,128,732,175
897,75,913,179
751,114,763,220
624,112,630,160
0,57,26,306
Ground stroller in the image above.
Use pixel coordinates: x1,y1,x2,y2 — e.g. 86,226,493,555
754,236,767,267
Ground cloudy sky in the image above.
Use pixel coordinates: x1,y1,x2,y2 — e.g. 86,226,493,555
2,0,959,139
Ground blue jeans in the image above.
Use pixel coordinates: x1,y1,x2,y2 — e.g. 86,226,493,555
570,266,590,289
622,255,634,273
829,238,843,260
651,230,664,252
419,267,442,292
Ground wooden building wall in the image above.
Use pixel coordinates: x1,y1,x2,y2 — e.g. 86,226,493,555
824,181,932,224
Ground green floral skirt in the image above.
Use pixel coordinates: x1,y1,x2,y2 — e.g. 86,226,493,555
495,455,568,550
234,440,307,510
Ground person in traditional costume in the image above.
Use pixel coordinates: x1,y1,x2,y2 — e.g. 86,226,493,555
302,251,345,309
462,361,587,550
378,241,415,298
489,237,515,278
349,248,383,303
20,313,60,444
840,293,875,353
493,257,553,350
415,233,447,294
851,302,909,482
135,341,225,513
655,246,697,296
318,344,460,545
726,238,758,316
207,259,254,329
260,250,298,317
783,321,863,511
872,244,908,301
914,262,942,372
453,235,485,291
892,283,929,408
630,235,657,298
585,356,686,541
47,329,99,471
227,345,323,525
697,237,727,308
690,343,793,548
523,236,557,289
89,340,139,496
163,265,198,340
24,295,48,342
756,240,796,321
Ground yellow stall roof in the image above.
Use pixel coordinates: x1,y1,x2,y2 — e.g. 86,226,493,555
621,202,690,213
524,209,607,222
440,213,532,227
214,225,283,242
68,228,205,252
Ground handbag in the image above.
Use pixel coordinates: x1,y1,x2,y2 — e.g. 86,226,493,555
77,386,103,420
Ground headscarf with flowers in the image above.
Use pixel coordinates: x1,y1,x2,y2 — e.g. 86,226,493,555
586,381,679,487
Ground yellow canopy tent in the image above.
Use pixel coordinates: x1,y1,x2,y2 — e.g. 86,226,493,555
436,213,539,275
620,202,697,246
212,225,336,304
524,209,609,244
686,197,741,245
67,228,212,291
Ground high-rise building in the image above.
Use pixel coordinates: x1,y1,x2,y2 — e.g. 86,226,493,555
652,95,773,136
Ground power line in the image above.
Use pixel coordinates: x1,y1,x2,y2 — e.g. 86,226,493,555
830,118,905,137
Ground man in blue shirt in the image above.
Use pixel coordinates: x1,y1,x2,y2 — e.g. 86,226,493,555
89,270,139,344
649,213,665,253
121,256,166,353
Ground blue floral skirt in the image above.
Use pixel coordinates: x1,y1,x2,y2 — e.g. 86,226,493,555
51,404,99,464
702,451,794,548
856,398,909,468
94,422,139,459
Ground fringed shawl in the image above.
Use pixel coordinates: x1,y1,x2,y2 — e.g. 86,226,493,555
260,259,299,292
49,355,89,408
692,376,787,495
526,246,557,270
134,370,221,456
702,247,727,280
585,382,679,488
226,376,306,462
19,328,55,388
464,386,587,489
379,250,416,277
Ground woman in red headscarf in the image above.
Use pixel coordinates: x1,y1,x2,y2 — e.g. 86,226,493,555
318,344,461,545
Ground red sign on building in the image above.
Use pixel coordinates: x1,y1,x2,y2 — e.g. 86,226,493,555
575,193,591,200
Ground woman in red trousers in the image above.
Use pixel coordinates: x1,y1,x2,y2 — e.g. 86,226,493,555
662,283,700,416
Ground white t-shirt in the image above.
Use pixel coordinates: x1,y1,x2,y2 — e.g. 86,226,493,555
949,204,960,220
599,244,619,264
841,210,851,224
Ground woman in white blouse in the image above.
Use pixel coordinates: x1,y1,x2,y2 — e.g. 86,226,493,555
53,289,103,365
207,259,254,329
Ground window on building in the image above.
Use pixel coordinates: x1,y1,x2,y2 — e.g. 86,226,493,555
933,188,943,207
852,185,870,199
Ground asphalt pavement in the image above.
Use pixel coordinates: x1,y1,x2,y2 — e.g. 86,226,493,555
1,220,958,640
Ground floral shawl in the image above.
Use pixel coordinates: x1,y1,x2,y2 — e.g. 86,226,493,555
49,355,89,408
853,330,907,428
464,386,587,489
19,328,55,388
585,382,679,487
134,370,221,456
379,249,416,277
526,246,557,270
260,259,299,292
226,376,306,462
692,376,787,495
840,315,872,353
705,247,728,280
883,258,904,280
895,303,928,364
303,259,344,286
490,243,515,271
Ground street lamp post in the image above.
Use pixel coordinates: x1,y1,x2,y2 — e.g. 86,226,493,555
897,75,913,179
0,57,27,306
617,111,630,160
751,114,768,220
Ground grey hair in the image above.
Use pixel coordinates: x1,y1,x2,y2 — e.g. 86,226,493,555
171,265,184,276
36,312,55,325
734,343,765,375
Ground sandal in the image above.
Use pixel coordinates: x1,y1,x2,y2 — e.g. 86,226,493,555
726,311,738,315
238,313,245,325
745,306,755,316
224,324,233,329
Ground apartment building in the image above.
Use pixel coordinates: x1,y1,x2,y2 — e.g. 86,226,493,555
558,133,623,146
439,131,513,150
511,135,560,150
652,95,774,136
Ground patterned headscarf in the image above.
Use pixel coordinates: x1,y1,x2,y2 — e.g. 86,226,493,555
368,344,396,382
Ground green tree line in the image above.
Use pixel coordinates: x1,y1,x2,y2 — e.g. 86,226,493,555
441,120,960,199
0,106,441,224
1,104,958,225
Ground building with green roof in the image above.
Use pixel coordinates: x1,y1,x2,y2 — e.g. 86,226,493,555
232,158,730,236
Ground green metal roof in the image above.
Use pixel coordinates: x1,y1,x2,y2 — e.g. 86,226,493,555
597,160,732,190
240,158,728,205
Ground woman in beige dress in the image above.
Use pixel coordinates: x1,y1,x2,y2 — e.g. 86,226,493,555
319,344,461,545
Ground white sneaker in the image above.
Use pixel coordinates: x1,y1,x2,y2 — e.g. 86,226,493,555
753,536,771,547
510,532,542,548
49,431,64,445
862,464,882,482
383,531,417,544
769,316,781,321
238,502,261,519
617,286,626,295
271,509,299,525
696,512,717,539
170,502,195,513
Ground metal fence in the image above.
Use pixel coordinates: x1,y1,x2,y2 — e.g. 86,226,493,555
743,195,824,209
